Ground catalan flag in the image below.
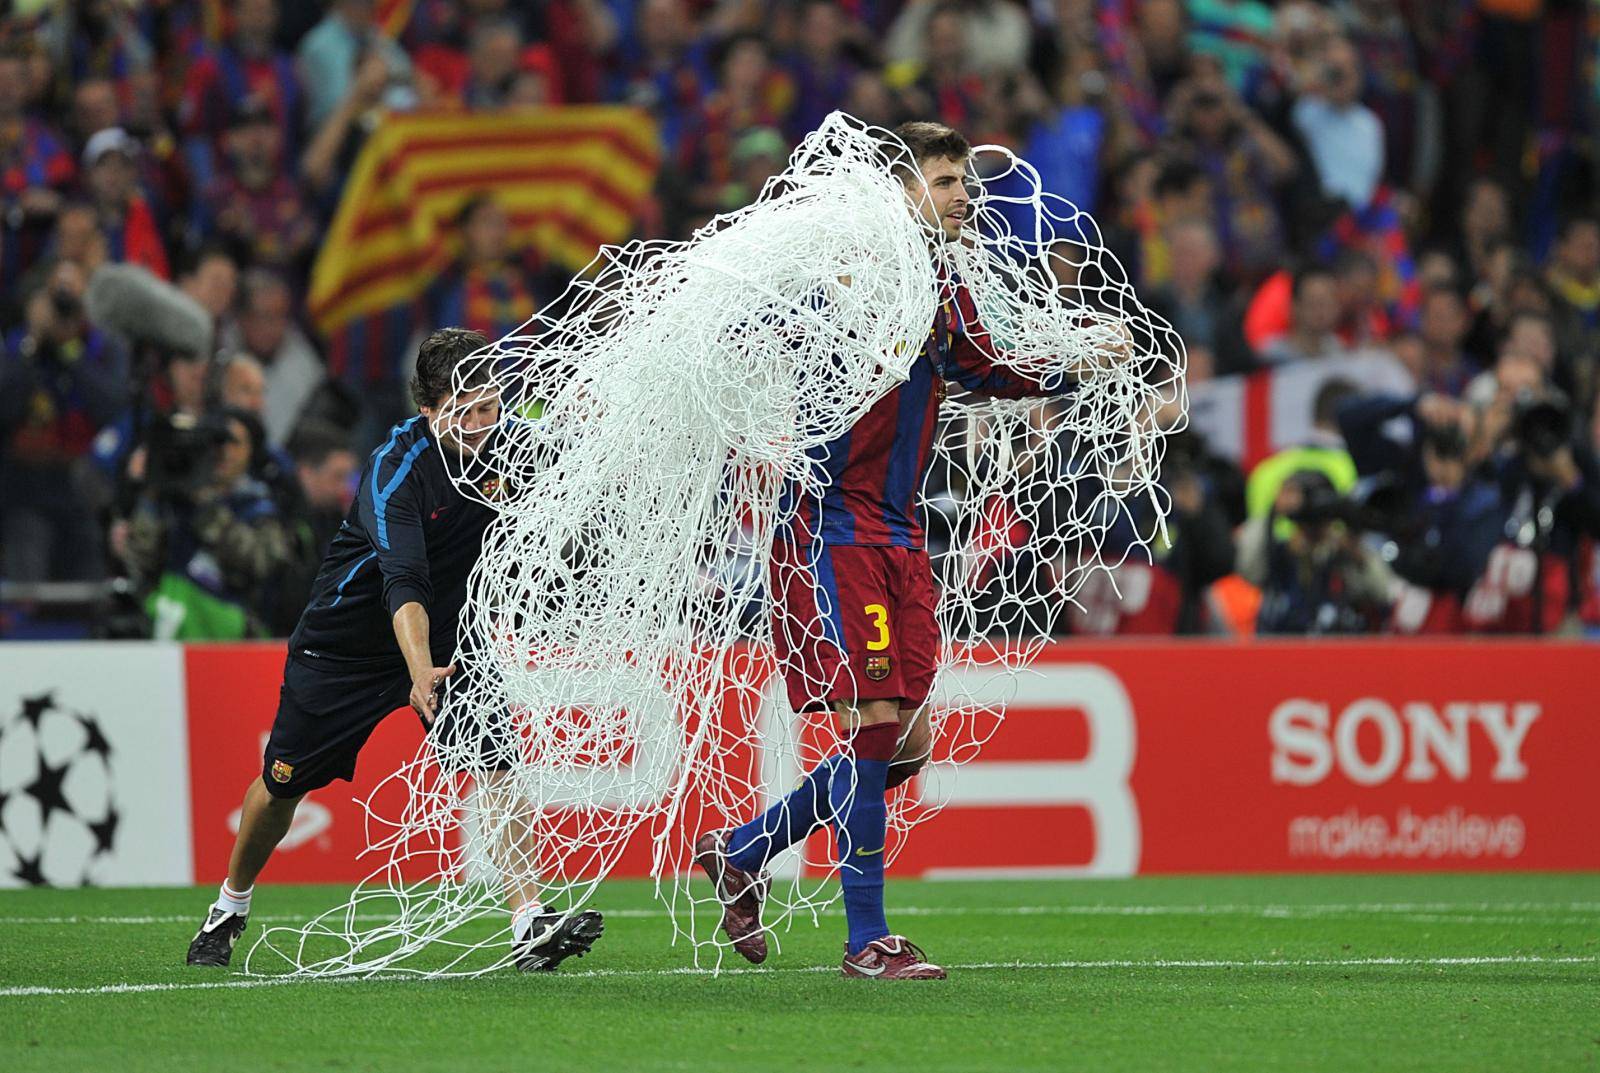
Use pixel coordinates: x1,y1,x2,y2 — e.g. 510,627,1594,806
307,106,660,337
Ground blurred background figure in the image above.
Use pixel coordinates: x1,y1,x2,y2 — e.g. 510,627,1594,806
0,259,128,583
118,406,291,640
195,97,316,280
425,193,542,342
262,419,359,635
1259,265,1350,364
296,0,415,129
82,127,168,279
1337,391,1503,634
1237,468,1394,635
221,269,333,448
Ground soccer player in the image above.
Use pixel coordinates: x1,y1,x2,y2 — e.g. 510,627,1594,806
186,327,603,972
696,122,1076,980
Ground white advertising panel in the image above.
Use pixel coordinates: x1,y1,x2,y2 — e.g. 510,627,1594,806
0,643,193,887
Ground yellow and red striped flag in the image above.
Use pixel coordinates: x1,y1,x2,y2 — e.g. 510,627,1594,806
308,106,660,335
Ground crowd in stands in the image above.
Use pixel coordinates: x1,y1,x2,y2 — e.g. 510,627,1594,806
3,0,1600,640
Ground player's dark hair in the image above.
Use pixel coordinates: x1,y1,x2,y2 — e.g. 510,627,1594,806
411,327,490,410
889,120,970,182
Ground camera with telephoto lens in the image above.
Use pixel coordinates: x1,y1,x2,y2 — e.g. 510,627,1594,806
1282,468,1406,536
1283,472,1357,530
1511,390,1573,459
144,411,232,501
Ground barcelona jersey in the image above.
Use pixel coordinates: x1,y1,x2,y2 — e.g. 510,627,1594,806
289,416,496,671
792,280,1067,550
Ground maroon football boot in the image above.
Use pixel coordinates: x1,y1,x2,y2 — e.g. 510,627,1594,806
694,830,770,964
840,936,948,980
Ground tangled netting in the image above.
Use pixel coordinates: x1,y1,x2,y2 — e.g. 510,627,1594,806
248,113,1184,977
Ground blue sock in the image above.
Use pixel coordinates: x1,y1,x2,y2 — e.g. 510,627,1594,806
833,723,897,955
726,756,842,874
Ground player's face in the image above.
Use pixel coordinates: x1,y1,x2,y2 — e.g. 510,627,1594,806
425,386,501,457
911,154,971,243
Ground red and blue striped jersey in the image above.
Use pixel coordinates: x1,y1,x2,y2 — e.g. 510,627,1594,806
793,281,1065,550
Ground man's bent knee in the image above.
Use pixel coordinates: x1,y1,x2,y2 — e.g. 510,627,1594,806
885,753,927,790
832,697,902,731
885,709,932,789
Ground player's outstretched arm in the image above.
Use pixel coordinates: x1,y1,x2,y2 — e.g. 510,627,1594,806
939,288,1081,400
393,601,454,724
355,449,452,721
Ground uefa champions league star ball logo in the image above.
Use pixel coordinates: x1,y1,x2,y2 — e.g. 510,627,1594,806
0,693,119,887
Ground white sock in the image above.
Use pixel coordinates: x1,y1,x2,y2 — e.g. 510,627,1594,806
215,881,253,916
511,902,546,942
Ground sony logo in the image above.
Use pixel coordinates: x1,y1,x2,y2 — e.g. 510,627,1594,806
1269,699,1540,786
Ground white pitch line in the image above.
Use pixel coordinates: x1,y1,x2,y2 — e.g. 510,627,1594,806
3,901,1599,926
0,954,1593,999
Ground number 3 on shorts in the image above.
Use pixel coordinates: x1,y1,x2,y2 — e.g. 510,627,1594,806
864,603,891,651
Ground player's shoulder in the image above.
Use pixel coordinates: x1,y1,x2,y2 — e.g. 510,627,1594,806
363,415,436,490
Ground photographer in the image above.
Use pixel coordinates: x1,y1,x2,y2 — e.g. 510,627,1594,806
1070,429,1240,635
208,352,302,519
1335,391,1505,633
119,406,293,639
262,420,358,636
1290,36,1383,215
1465,388,1600,633
0,259,130,582
1238,468,1395,634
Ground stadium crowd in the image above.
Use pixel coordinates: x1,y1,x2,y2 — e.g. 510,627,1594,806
2,0,1600,639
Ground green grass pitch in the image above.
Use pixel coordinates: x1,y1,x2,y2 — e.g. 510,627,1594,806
2,874,1596,1072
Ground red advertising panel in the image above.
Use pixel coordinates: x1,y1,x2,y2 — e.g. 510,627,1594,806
1121,640,1596,873
184,644,449,885
182,644,768,885
180,640,1600,885
906,641,1598,875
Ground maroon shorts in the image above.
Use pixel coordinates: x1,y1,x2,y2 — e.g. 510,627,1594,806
768,541,940,713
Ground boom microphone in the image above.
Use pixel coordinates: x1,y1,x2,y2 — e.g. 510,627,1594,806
85,262,214,358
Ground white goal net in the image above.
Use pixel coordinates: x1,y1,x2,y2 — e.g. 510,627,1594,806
247,112,1184,977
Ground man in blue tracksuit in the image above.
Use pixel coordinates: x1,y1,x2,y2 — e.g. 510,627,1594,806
186,327,602,972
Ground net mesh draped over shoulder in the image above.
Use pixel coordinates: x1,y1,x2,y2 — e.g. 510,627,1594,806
246,113,1186,978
